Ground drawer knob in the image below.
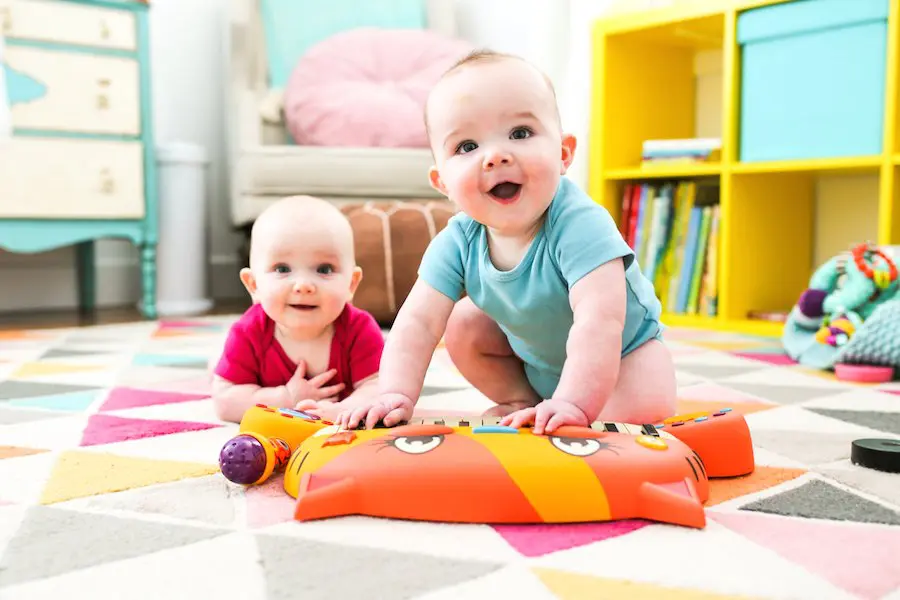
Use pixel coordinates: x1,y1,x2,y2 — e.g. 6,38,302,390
100,169,115,194
97,78,110,110
1,7,11,33
100,19,110,39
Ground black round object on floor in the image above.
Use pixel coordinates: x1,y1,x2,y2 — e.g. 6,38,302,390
851,438,900,473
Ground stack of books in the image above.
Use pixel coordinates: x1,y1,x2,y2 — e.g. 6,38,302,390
619,180,720,317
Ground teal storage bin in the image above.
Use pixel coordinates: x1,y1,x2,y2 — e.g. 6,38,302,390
737,0,889,162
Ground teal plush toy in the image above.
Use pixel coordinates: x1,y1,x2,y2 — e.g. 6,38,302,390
783,243,899,370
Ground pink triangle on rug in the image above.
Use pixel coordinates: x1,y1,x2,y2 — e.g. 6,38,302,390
731,352,797,366
80,414,221,446
492,520,649,557
711,511,900,599
245,477,297,528
100,387,210,411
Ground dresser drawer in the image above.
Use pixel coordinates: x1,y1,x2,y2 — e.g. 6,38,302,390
0,0,136,51
5,46,139,135
0,138,145,219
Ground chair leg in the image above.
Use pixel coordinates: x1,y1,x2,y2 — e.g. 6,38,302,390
75,241,96,315
140,243,157,319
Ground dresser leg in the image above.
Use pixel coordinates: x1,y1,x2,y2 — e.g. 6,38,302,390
76,241,96,315
140,243,157,319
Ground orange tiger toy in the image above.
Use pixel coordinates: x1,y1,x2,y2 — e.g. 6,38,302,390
219,406,754,529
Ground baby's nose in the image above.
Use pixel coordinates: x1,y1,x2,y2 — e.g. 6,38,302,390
483,149,512,169
294,278,316,293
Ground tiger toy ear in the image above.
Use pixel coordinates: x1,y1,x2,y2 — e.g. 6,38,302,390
636,479,706,529
294,474,360,521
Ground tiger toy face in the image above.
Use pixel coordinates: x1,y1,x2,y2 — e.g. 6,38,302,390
283,423,710,528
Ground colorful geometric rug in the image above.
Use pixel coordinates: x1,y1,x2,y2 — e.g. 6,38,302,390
0,317,899,599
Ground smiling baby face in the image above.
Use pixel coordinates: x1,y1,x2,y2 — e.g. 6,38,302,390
425,52,576,238
240,196,362,337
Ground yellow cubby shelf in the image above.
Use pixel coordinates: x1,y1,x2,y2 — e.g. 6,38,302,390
588,0,900,338
605,163,722,181
661,313,785,337
730,156,883,175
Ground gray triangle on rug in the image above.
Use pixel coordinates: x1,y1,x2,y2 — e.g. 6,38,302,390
722,382,844,405
0,381,100,401
0,505,230,588
739,478,900,526
807,409,900,436
254,533,505,600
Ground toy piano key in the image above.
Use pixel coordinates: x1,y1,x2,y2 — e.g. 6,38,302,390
590,421,642,435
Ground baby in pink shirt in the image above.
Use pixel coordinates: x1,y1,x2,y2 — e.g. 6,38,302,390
212,196,384,423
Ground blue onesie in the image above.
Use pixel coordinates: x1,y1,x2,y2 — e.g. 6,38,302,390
418,176,663,400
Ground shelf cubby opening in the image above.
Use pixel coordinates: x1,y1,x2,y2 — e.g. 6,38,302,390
724,171,881,324
886,166,900,245
593,13,725,175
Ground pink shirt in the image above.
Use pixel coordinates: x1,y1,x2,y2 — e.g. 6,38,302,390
214,303,384,400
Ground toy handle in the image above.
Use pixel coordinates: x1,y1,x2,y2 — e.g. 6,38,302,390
219,432,291,486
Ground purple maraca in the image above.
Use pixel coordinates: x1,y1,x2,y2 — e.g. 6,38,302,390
219,434,268,485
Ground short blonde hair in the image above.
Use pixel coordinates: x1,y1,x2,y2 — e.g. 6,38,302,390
424,49,561,137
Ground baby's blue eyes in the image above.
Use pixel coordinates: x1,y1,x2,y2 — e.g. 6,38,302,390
454,127,533,154
510,127,531,140
456,141,478,154
271,264,335,275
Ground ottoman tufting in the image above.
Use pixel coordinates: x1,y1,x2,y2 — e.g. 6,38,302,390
340,200,457,325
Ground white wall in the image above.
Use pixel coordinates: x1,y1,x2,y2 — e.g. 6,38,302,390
0,0,630,314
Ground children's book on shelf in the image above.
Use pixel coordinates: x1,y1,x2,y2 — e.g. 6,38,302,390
619,179,720,317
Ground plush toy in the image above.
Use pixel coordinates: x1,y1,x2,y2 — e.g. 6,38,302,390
783,242,899,370
837,299,900,372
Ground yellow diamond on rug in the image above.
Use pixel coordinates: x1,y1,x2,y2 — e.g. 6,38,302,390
532,567,756,599
40,450,218,505
12,362,106,378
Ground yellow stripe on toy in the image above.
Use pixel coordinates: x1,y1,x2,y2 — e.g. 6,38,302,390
457,428,611,522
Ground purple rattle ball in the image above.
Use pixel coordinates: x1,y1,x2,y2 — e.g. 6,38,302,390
219,434,267,485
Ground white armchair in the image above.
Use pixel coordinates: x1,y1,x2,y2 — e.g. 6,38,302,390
224,0,459,232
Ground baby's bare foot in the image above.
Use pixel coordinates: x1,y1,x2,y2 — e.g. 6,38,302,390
482,400,537,418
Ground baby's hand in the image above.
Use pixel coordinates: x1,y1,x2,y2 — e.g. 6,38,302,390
284,361,345,407
293,398,341,422
336,393,414,430
500,399,590,435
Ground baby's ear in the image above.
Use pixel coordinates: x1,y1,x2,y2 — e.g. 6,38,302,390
560,133,577,174
239,268,257,299
428,166,448,196
349,266,363,296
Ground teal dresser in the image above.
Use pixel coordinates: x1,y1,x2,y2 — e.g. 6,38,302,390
0,0,158,317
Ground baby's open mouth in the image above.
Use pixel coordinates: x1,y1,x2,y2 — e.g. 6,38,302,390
489,181,522,200
290,303,317,311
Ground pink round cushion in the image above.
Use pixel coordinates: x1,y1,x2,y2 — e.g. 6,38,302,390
283,28,473,148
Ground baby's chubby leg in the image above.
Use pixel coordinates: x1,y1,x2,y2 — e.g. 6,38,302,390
596,338,677,424
444,298,542,414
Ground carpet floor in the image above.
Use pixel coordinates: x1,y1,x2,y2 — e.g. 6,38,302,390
0,317,898,599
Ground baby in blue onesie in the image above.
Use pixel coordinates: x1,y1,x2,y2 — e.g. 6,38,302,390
337,50,677,434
